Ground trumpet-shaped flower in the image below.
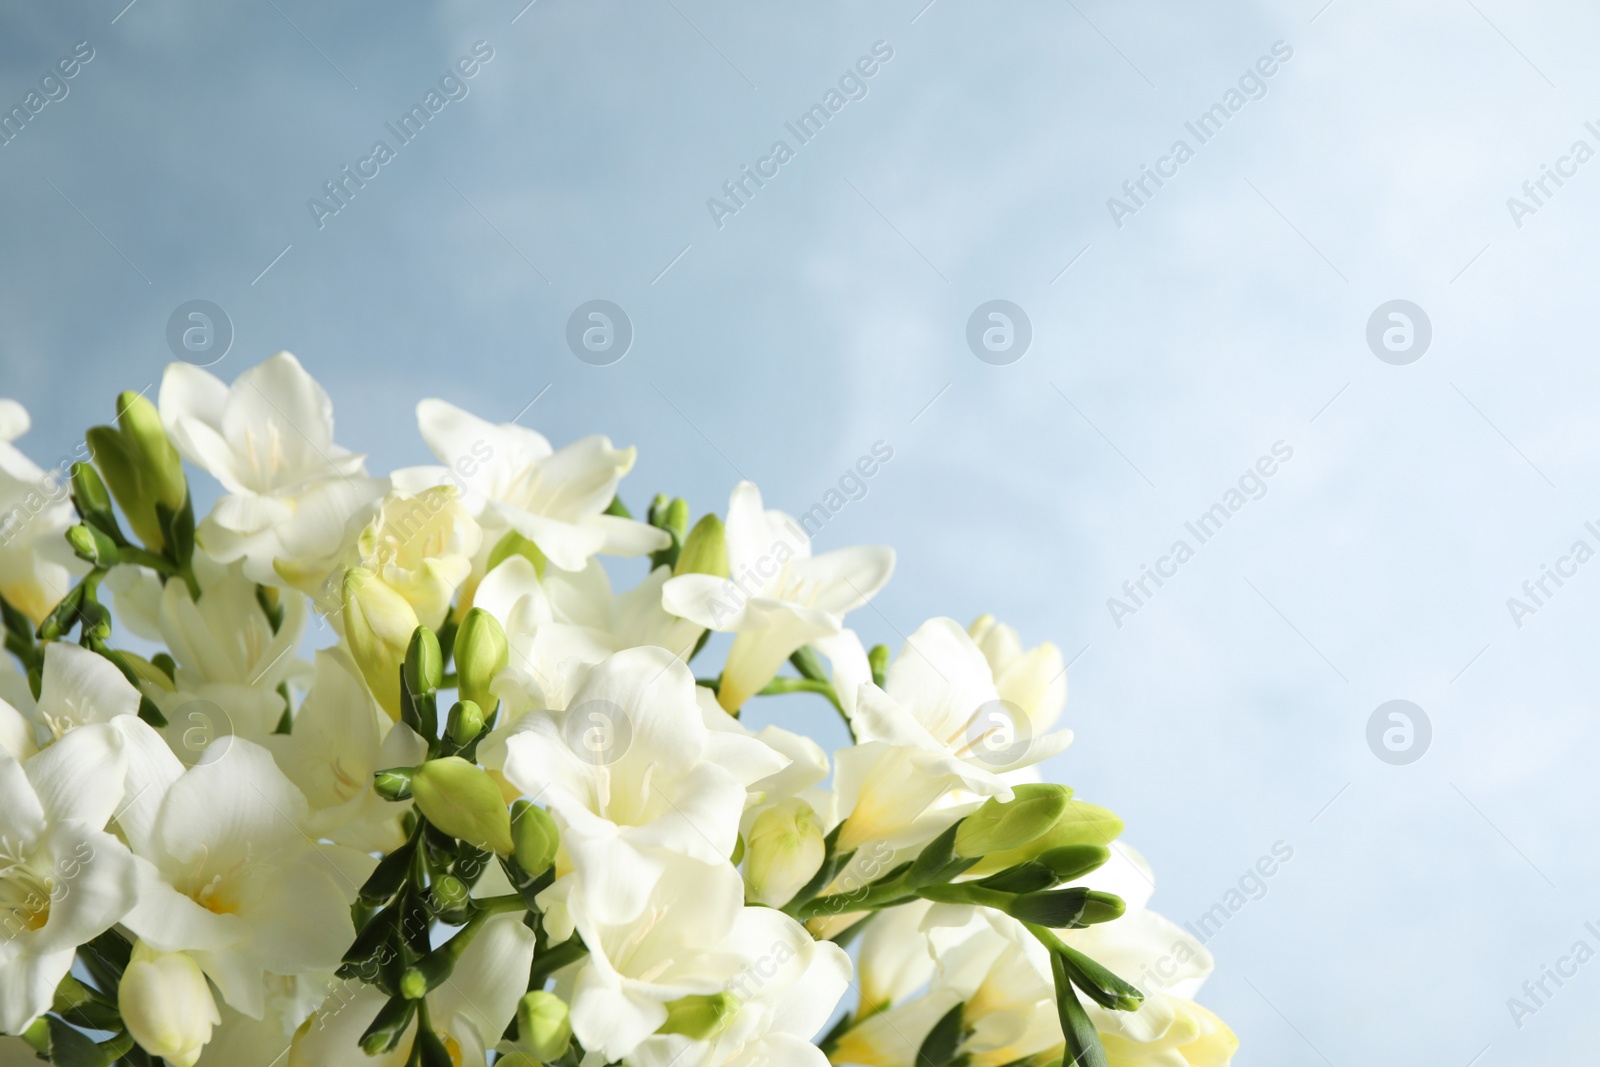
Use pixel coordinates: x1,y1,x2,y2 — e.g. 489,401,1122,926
629,906,851,1067
0,723,140,1034
116,733,360,1018
662,481,894,711
0,400,81,625
539,851,749,1061
262,649,427,852
404,398,668,573
489,646,786,925
855,901,938,1017
277,485,483,627
966,614,1067,737
109,554,307,758
25,642,142,744
834,907,1060,1067
158,353,386,584
472,555,703,716
833,617,1073,854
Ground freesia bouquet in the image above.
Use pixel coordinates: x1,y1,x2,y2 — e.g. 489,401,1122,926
0,353,1236,1067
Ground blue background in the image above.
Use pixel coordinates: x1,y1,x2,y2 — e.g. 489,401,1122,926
5,1,1600,1062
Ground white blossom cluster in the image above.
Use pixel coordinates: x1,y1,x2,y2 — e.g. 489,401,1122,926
0,353,1235,1067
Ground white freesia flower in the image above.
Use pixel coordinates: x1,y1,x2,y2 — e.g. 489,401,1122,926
837,907,1062,1067
109,555,306,760
290,913,536,1067
831,617,1073,855
158,353,386,585
966,614,1067,738
489,646,785,925
402,398,668,573
196,973,332,1067
26,641,142,743
0,352,1236,1067
0,723,139,1034
472,555,702,716
277,484,483,626
263,649,427,851
662,481,894,712
630,906,851,1067
855,901,938,1016
539,851,748,1061
0,399,81,625
116,735,360,1018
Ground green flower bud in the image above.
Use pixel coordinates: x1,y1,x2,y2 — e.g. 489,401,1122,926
964,801,1124,878
398,968,428,1001
1005,887,1125,929
954,784,1072,859
455,608,508,712
1036,844,1111,883
77,599,111,642
116,391,186,515
447,699,485,747
404,626,444,698
1054,942,1144,1013
658,992,738,1040
657,496,690,543
648,495,691,569
486,529,547,578
1079,890,1125,925
67,523,118,566
1004,886,1089,927
89,424,165,550
517,991,572,1062
359,996,415,1055
674,513,729,578
743,798,825,908
411,757,514,855
70,461,117,532
868,643,890,688
431,873,470,913
373,767,414,801
510,799,559,879
343,568,420,720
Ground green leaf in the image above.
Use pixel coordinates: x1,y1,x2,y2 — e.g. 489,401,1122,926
916,1002,968,1067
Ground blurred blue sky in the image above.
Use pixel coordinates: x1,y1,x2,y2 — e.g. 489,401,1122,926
6,1,1600,1062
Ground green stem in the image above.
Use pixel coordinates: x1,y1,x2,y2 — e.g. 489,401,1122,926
526,936,588,990
116,547,177,575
